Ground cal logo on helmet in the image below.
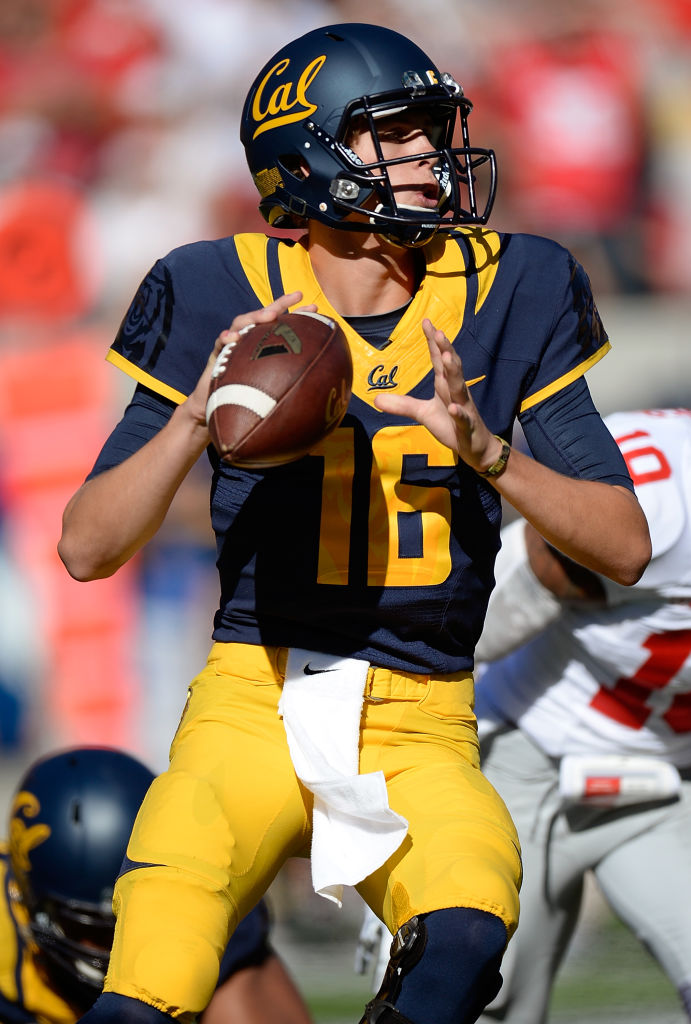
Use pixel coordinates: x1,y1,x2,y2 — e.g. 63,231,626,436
251,55,326,139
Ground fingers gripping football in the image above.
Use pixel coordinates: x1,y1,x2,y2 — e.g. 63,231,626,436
206,311,353,468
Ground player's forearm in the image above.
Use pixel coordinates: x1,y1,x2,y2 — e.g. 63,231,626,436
58,403,210,581
491,446,651,586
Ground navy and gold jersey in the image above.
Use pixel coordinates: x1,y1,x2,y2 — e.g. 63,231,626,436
0,848,75,1024
107,229,612,673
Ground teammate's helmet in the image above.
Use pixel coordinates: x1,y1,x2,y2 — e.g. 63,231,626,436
7,747,154,1012
240,23,497,247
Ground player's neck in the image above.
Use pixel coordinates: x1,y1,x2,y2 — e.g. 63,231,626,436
306,222,420,317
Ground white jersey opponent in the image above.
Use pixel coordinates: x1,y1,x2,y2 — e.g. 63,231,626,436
476,408,691,768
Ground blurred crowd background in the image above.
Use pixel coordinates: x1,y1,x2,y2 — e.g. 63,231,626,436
0,2,690,1014
1,0,691,765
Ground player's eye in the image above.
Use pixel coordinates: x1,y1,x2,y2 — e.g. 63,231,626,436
378,124,413,143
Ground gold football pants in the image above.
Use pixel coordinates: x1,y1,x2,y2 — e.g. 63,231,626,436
105,642,521,1020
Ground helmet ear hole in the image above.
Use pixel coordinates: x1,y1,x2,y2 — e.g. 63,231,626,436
280,155,309,181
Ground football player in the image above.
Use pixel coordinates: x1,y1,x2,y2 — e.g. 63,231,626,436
57,22,651,1024
474,408,691,1023
1,747,312,1023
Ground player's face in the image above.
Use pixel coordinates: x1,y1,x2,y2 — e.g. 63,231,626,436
349,111,443,211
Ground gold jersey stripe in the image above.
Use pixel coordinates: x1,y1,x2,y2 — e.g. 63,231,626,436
106,349,187,405
519,341,612,413
234,234,274,308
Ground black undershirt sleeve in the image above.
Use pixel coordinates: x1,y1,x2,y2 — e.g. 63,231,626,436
518,376,633,490
86,385,178,479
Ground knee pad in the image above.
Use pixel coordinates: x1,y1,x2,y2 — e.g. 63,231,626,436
78,993,177,1023
360,907,507,1024
359,916,426,1023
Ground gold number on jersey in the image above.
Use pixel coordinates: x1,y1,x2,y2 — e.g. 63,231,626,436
315,425,455,587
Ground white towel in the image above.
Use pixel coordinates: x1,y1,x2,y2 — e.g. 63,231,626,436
278,648,409,906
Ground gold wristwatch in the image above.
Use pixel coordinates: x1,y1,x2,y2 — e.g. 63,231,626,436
476,436,511,478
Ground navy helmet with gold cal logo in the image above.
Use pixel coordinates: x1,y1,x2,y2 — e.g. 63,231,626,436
240,22,496,247
8,746,153,1012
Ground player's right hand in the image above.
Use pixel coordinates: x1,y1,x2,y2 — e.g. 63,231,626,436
183,292,316,432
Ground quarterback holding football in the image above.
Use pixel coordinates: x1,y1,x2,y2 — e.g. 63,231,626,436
59,22,650,1024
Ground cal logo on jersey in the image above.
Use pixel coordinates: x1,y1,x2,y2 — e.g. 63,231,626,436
251,55,327,139
367,363,400,391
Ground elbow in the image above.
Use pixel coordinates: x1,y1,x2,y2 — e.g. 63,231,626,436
603,489,653,588
609,531,652,588
57,535,116,583
617,553,652,589
58,483,126,581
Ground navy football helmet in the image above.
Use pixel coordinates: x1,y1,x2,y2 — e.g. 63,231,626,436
240,22,497,247
8,746,154,1012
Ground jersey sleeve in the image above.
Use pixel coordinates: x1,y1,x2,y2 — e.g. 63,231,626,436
86,386,178,479
107,239,260,404
519,377,634,487
517,244,611,414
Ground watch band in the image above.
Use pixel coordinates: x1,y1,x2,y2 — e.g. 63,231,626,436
476,436,511,478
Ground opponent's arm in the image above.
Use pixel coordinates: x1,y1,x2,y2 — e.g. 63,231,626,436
58,293,307,581
375,320,651,587
474,518,606,663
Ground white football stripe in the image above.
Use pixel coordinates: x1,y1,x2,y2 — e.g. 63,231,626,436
293,310,335,328
206,384,277,421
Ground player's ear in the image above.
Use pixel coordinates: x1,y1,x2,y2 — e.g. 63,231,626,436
282,156,310,180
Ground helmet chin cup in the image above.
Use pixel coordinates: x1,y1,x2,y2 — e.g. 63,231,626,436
370,204,441,248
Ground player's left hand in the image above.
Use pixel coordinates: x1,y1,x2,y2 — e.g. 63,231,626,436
374,319,503,473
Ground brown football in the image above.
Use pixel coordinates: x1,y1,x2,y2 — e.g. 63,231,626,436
206,311,353,468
